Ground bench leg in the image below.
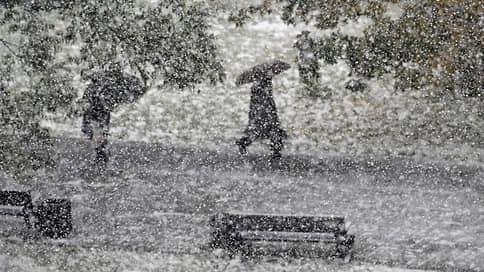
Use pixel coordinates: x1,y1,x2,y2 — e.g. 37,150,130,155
35,199,72,238
335,234,355,261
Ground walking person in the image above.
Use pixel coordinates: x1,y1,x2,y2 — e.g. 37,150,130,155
81,92,111,164
81,69,148,165
235,60,290,159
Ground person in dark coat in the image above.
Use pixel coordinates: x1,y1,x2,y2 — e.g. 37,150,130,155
236,76,287,159
294,31,320,95
81,71,147,164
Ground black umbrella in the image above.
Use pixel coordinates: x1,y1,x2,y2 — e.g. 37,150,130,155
236,60,290,86
83,71,147,111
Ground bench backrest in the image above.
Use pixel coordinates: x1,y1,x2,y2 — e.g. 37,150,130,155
0,191,32,207
213,212,346,234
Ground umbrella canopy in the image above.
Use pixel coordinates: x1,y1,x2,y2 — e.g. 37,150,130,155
236,60,290,86
83,71,147,111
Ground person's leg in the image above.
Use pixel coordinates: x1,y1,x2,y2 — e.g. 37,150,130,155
94,111,111,165
101,111,110,141
236,129,260,155
95,141,109,164
269,133,283,159
81,112,94,140
236,136,251,155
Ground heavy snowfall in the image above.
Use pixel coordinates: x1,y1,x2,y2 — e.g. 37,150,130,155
0,0,483,271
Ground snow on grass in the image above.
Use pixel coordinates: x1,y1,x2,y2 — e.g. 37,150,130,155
0,242,437,272
1,139,482,271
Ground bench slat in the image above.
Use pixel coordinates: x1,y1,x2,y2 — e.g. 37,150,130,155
222,213,345,233
240,231,337,243
0,191,32,207
0,206,25,217
210,212,355,259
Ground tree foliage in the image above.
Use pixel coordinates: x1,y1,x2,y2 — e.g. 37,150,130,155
0,5,72,173
0,0,224,174
71,0,224,88
230,0,483,96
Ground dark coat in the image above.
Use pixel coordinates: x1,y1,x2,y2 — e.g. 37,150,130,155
245,77,287,140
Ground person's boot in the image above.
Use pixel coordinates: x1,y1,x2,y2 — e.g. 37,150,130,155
94,142,109,166
235,139,248,156
270,138,283,160
269,150,282,165
95,149,108,165
267,150,282,168
271,150,281,160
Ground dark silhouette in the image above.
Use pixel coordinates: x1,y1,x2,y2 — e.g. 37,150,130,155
294,31,320,95
81,71,147,164
235,61,290,159
345,79,366,93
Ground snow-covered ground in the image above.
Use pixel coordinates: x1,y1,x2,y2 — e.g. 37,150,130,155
2,139,482,271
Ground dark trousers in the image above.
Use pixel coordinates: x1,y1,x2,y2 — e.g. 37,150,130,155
81,107,110,164
236,131,283,156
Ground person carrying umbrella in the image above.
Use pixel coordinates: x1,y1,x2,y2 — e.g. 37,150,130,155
81,69,148,165
235,60,290,159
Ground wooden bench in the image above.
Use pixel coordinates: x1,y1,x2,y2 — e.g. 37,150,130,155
210,212,355,260
0,191,72,238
